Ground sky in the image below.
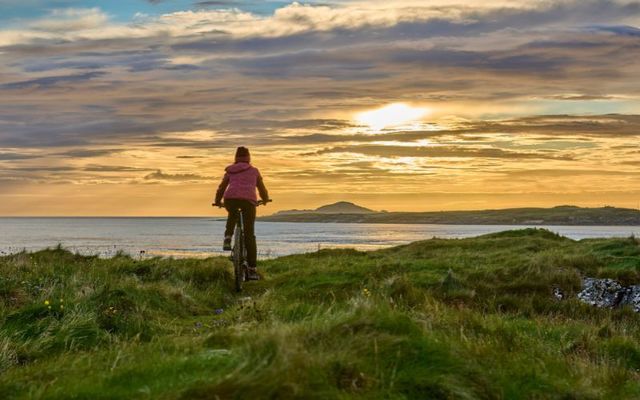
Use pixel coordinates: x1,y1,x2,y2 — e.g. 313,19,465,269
0,0,639,216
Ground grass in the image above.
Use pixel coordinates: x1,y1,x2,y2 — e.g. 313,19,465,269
2,228,640,399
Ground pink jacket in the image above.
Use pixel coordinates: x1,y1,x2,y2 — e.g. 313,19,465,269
214,162,269,204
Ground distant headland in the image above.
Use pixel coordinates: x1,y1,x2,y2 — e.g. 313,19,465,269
262,202,640,226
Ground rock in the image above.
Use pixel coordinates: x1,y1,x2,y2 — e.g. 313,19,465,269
577,278,624,308
577,279,640,312
619,285,640,312
553,287,565,301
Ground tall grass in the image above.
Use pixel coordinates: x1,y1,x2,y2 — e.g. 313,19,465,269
2,228,640,399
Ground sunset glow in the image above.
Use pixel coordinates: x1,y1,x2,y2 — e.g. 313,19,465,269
0,1,639,215
356,104,431,131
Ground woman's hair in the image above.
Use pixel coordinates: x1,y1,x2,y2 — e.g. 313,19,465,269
235,146,250,163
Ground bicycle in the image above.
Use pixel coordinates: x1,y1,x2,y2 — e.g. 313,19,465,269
217,199,271,292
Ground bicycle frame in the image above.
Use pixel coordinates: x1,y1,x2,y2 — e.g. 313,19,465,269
232,208,248,291
216,199,271,292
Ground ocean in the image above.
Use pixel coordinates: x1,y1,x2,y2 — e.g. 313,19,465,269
1,218,640,259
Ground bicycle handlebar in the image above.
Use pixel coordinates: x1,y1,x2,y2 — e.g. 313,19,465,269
214,199,272,208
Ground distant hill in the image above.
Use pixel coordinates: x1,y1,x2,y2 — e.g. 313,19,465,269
262,204,640,226
315,201,375,214
273,201,375,216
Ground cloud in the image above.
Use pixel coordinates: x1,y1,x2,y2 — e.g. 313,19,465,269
15,50,187,74
194,1,244,6
1,0,637,50
311,144,573,160
542,94,621,101
2,166,77,172
0,152,40,160
144,170,212,181
0,71,106,90
592,25,640,37
502,168,640,177
83,165,153,173
57,149,122,158
0,115,204,147
27,8,109,32
474,115,640,137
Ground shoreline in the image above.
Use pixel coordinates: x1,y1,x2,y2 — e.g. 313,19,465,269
2,227,640,261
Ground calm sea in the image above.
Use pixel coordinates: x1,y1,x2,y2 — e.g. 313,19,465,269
1,218,640,259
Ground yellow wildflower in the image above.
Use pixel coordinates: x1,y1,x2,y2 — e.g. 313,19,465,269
44,300,50,305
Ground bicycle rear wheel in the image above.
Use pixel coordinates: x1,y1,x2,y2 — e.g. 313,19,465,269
232,222,244,292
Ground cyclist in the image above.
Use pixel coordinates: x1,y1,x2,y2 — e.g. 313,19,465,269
213,146,270,280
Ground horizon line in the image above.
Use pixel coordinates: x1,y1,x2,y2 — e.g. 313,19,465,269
2,203,640,218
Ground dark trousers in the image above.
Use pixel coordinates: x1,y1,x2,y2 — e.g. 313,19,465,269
224,199,257,268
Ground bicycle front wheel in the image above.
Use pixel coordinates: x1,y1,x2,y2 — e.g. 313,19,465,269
233,231,244,292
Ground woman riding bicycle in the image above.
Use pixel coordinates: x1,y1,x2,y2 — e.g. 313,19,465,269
213,146,270,280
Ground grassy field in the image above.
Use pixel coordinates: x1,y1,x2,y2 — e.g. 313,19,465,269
2,228,640,399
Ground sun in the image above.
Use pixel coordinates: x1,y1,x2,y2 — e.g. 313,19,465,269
355,103,430,131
